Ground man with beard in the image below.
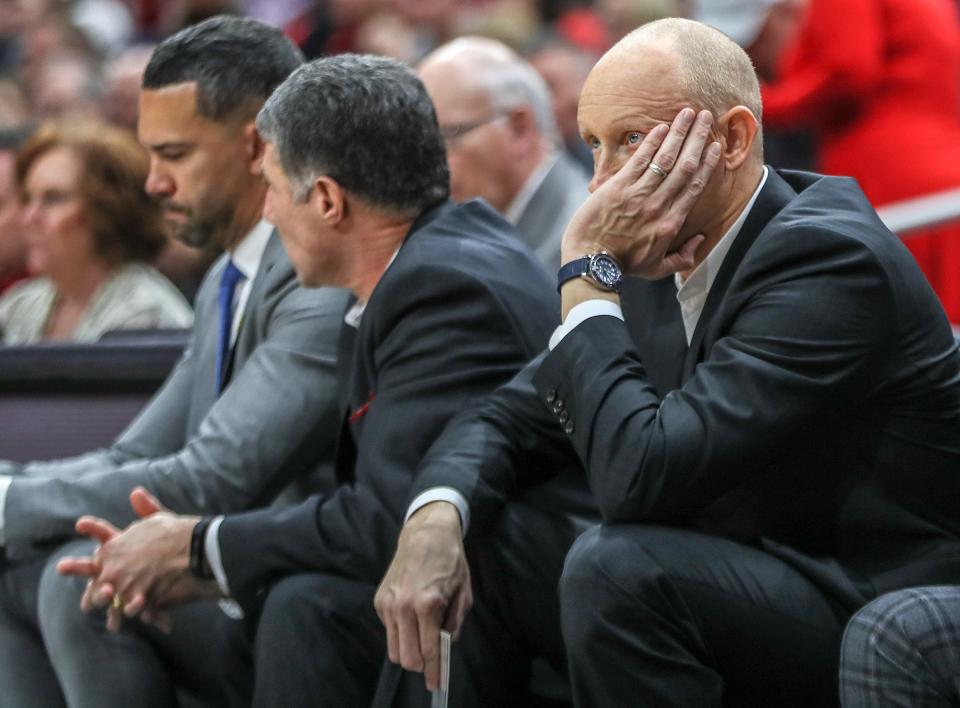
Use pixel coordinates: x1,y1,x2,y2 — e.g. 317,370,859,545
0,16,347,707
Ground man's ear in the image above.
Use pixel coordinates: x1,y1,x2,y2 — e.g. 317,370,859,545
244,122,266,176
506,106,539,155
715,106,759,171
313,176,347,225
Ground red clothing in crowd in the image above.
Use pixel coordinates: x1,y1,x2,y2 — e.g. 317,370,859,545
762,0,960,322
0,271,26,295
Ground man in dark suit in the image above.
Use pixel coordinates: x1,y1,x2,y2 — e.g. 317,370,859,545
59,54,571,708
376,17,960,707
0,17,349,708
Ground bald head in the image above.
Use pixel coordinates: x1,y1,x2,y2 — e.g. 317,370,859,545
607,18,762,127
580,18,765,245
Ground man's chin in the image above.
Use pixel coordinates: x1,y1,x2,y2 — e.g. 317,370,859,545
166,219,214,250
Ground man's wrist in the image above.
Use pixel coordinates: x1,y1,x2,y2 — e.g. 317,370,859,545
408,501,462,535
189,517,214,579
560,278,620,320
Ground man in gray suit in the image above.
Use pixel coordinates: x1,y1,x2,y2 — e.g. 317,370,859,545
418,36,590,272
0,16,347,708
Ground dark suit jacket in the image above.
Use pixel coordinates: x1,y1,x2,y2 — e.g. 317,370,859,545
216,200,563,611
411,169,960,611
1,232,348,560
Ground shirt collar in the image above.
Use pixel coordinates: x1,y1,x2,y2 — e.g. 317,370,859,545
675,166,769,296
343,247,402,328
504,153,559,225
229,219,274,282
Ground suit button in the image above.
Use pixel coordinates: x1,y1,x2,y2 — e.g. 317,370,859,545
559,411,569,424
552,400,564,414
564,420,574,435
546,389,556,404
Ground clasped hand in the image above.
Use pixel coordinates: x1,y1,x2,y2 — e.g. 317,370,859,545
56,487,215,632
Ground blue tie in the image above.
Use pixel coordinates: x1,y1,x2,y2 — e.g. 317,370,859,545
215,260,245,394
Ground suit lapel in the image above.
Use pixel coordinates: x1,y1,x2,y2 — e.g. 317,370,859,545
333,298,359,484
189,257,225,425
621,276,687,396
516,159,566,249
515,155,588,265
681,170,797,381
223,231,285,386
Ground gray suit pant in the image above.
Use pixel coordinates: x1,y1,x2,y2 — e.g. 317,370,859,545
0,539,227,708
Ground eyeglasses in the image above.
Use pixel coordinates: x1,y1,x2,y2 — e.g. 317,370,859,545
438,111,508,144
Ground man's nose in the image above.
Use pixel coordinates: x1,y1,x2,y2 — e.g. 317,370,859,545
20,200,40,228
589,154,622,193
144,161,173,197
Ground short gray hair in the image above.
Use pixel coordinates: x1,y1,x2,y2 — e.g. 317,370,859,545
256,54,449,214
428,37,559,144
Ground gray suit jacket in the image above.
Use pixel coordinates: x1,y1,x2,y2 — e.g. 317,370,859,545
1,232,349,561
515,152,590,273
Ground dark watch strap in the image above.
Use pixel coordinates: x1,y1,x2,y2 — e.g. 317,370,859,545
189,516,214,580
557,257,590,292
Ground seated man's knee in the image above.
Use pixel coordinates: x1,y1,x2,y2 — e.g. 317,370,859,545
37,540,102,654
560,526,672,637
843,587,960,668
257,573,372,656
37,541,95,623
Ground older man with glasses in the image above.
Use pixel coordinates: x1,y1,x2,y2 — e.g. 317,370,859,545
418,36,590,272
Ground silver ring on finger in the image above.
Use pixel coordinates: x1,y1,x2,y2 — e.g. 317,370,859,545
648,161,669,179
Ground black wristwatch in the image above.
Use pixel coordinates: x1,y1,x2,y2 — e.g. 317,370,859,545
189,516,214,580
557,252,623,293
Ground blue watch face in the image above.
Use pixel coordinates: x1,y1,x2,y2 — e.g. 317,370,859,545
590,254,622,288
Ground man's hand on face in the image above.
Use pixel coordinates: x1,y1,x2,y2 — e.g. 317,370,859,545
560,107,722,279
374,501,473,692
56,487,220,632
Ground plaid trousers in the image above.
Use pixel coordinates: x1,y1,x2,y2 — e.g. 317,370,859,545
840,586,960,707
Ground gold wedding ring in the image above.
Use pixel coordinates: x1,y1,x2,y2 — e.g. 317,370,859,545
111,594,124,611
648,161,669,179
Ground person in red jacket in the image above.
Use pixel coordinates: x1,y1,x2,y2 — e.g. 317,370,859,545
760,0,960,322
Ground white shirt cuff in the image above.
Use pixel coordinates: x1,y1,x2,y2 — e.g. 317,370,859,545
405,487,470,536
205,516,245,619
0,475,13,546
205,516,230,596
548,300,625,350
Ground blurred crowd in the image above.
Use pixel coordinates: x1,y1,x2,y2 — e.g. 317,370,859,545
1,0,960,341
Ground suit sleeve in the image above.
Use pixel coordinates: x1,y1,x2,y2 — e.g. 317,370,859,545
532,229,896,524
762,0,883,128
2,284,348,560
406,353,578,532
216,266,548,608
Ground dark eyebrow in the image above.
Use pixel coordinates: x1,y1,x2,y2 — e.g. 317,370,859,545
144,142,192,152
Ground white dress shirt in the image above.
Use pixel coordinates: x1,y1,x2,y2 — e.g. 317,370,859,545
408,167,770,533
0,220,274,550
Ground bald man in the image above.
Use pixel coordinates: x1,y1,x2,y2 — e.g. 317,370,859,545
418,37,589,271
377,18,960,708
